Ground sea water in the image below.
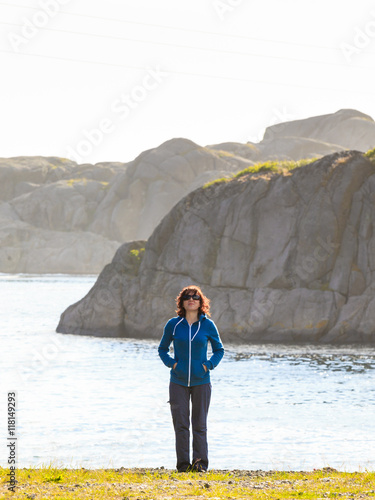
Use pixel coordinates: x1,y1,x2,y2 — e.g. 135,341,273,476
1,274,375,471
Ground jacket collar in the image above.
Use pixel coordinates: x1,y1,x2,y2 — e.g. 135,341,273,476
179,313,206,324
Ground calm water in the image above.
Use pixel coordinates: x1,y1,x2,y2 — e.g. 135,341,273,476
1,274,375,471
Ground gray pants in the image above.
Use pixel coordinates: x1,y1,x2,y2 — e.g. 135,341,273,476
169,381,212,470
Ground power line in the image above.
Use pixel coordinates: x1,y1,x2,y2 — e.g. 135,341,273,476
1,20,373,70
2,48,375,96
0,0,355,55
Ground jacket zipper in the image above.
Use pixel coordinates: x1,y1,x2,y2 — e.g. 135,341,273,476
188,323,191,387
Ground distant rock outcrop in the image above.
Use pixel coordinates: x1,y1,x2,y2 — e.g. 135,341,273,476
0,157,124,273
87,138,251,242
212,109,375,162
57,148,375,344
262,109,375,152
0,141,249,273
2,109,375,273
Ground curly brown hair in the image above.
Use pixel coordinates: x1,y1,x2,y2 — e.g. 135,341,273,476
175,285,211,318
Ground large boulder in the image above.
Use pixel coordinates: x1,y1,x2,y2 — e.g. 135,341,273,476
57,240,146,335
87,138,251,242
57,149,375,344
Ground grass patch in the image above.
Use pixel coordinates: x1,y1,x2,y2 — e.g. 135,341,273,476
365,147,375,163
64,178,109,188
234,158,317,179
213,149,236,158
66,177,88,187
203,158,317,189
1,466,375,499
130,248,145,260
203,177,232,189
203,147,235,158
44,474,63,483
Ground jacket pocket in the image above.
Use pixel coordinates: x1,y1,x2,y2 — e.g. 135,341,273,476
191,359,207,379
172,361,186,379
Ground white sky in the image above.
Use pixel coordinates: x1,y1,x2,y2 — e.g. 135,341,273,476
1,0,375,164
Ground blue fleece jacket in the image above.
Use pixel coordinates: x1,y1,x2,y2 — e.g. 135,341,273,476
158,314,224,387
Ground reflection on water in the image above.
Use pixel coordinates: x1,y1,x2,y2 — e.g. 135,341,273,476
1,275,375,471
228,345,375,373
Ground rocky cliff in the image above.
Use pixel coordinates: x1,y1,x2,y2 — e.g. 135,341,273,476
57,148,375,344
0,140,249,273
2,109,375,274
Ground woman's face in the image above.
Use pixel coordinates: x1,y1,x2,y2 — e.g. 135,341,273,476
182,290,201,314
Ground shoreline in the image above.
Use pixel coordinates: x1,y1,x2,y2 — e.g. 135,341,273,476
1,466,374,499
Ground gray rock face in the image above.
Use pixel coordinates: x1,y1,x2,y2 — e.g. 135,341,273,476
57,149,375,344
88,138,250,242
0,157,124,273
57,240,146,335
0,219,121,274
2,109,375,274
0,140,248,273
261,109,375,153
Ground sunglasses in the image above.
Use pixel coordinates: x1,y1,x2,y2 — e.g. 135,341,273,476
182,294,201,301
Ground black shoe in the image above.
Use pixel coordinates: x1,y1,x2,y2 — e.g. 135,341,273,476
177,463,191,472
191,459,207,472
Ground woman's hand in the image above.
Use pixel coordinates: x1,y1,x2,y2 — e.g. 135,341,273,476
203,364,208,372
173,362,177,370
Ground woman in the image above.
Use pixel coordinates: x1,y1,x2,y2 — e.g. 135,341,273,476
158,285,224,472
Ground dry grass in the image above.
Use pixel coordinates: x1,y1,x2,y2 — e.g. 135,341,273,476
1,466,375,499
